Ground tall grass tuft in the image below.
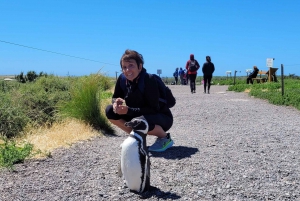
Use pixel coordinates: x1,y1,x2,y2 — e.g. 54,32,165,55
59,74,113,133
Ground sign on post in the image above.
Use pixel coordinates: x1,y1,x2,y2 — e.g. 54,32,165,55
266,58,275,82
226,71,231,79
246,69,252,76
266,58,274,67
157,69,162,77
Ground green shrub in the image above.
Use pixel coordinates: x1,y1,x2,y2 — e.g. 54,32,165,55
228,84,249,92
35,75,70,92
96,74,111,91
26,71,38,82
0,137,34,170
12,76,72,127
0,75,73,138
0,92,29,138
0,80,20,93
226,77,300,110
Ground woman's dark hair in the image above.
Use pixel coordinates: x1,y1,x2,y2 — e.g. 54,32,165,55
120,49,144,69
206,56,211,62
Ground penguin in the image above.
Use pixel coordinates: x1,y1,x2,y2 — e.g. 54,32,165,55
120,116,150,193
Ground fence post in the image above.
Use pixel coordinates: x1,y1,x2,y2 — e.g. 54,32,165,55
233,70,237,85
281,64,284,96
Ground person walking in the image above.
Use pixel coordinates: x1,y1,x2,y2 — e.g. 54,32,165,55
185,54,200,93
179,67,185,85
173,68,179,85
246,66,259,84
105,49,174,152
202,56,215,94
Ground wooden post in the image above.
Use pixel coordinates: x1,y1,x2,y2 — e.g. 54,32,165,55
268,67,271,82
115,71,118,81
281,64,284,96
233,70,237,85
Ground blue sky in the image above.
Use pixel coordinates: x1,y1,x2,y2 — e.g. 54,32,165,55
1,0,300,77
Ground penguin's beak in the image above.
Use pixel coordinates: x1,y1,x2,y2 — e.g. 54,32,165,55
124,121,133,128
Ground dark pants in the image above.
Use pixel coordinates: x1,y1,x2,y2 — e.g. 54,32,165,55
105,105,173,132
186,74,189,84
174,77,178,85
246,77,253,84
189,74,197,92
203,75,212,92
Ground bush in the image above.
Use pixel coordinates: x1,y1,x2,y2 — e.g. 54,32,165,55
0,80,20,93
0,137,34,169
0,92,29,138
26,71,38,82
21,76,71,125
0,75,73,138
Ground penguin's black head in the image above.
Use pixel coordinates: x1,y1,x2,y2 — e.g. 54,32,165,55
124,116,149,134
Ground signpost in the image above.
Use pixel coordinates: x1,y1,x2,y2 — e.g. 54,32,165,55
266,58,275,82
157,69,162,77
226,71,231,79
266,58,274,68
246,69,252,76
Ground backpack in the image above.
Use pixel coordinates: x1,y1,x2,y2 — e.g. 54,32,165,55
179,69,184,76
120,73,176,108
189,60,198,72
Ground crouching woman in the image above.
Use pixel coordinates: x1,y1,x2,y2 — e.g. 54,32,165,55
105,49,174,152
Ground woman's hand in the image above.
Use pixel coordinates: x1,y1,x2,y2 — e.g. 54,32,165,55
113,98,128,114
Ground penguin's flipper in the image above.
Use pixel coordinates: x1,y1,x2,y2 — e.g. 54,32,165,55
139,147,147,156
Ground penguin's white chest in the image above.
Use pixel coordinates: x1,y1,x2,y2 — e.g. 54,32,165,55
121,137,144,192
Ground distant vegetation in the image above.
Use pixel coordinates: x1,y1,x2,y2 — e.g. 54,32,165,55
14,71,48,83
164,74,300,110
196,75,300,110
227,78,300,110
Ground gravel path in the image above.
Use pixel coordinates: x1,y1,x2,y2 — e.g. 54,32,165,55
1,85,300,201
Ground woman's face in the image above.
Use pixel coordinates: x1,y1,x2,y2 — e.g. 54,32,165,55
121,59,142,81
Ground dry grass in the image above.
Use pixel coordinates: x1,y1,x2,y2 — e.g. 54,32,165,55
244,89,251,93
17,119,102,158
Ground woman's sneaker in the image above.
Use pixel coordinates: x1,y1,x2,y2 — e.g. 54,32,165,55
148,133,174,152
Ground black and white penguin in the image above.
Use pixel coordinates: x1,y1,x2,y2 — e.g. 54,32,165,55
120,116,150,193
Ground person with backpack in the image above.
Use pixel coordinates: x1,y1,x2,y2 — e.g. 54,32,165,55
202,56,215,94
173,68,179,85
185,54,200,93
105,49,174,152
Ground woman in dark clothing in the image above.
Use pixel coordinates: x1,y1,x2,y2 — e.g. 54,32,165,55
202,56,215,94
246,66,259,84
105,49,174,152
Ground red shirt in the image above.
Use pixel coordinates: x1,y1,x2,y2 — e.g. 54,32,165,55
185,59,200,75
